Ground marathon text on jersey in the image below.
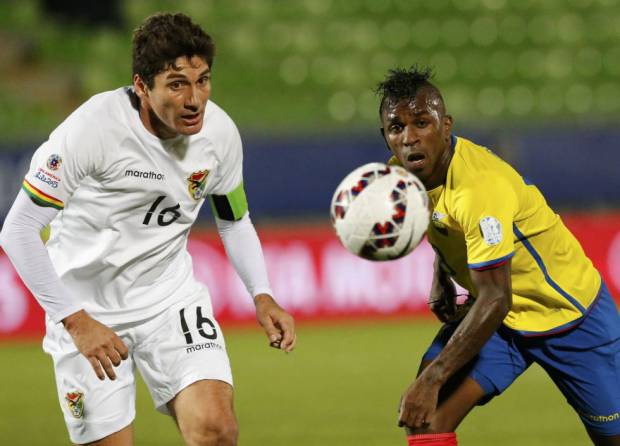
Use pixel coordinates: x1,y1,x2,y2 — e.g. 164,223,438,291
125,169,165,181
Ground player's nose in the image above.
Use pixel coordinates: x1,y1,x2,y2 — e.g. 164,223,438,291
402,124,418,146
184,86,199,110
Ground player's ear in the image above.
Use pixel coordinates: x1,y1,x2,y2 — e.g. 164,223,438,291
133,74,148,98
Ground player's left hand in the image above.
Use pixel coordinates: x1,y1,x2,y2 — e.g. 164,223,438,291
254,294,296,353
398,370,442,429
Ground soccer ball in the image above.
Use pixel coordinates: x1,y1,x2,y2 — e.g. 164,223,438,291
330,162,430,261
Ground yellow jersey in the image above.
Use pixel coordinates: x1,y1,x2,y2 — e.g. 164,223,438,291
394,136,601,335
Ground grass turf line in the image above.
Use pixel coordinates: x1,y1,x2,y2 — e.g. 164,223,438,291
0,320,589,445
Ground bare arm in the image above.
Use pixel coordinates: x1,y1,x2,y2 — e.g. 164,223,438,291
398,261,512,428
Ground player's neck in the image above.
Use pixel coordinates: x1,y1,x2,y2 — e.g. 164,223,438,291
425,147,453,191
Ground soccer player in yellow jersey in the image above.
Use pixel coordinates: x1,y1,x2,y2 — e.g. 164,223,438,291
377,66,620,446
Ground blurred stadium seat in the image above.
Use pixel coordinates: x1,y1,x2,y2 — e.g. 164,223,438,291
1,0,619,140
0,0,619,220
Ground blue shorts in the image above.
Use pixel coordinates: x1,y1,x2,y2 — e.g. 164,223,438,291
423,282,620,436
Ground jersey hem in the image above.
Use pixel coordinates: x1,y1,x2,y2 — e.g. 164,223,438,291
504,280,604,337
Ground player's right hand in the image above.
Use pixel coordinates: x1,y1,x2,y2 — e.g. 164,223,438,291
428,284,457,323
62,310,129,381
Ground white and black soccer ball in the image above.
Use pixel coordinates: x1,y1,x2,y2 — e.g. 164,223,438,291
330,162,430,261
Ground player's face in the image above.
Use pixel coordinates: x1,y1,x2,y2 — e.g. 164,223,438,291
134,55,211,139
381,89,453,190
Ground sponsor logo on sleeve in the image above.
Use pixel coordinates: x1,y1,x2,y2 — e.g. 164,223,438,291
47,154,62,171
187,169,209,200
34,169,60,188
65,391,85,418
479,216,503,246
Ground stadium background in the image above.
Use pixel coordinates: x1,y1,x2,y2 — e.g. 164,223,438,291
0,0,619,444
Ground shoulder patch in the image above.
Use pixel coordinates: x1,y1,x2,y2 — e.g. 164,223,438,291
47,154,62,171
479,216,502,246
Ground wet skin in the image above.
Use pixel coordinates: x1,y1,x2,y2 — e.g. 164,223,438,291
381,87,454,190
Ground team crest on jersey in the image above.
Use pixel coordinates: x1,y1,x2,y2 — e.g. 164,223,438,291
65,391,84,419
432,210,446,221
479,216,502,246
47,154,62,171
187,169,209,200
431,210,448,232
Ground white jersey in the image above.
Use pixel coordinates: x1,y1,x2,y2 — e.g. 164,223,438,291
22,87,246,324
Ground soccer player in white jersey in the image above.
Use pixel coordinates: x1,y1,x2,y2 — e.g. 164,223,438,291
0,12,296,446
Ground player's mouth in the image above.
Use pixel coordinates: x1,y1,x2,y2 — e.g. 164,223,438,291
406,152,426,170
181,112,202,127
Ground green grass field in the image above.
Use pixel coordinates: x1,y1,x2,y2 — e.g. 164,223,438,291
0,319,591,445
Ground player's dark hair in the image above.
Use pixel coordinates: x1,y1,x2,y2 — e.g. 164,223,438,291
132,12,215,88
376,65,442,115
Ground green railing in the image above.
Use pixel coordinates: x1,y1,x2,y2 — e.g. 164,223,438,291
1,0,619,141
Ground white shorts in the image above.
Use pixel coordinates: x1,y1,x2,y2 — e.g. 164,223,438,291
43,291,233,444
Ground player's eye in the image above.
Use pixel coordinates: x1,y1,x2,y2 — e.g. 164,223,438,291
197,75,211,86
169,81,183,90
388,124,403,133
416,119,428,128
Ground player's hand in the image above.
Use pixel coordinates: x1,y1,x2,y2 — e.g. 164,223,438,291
398,370,442,429
254,294,296,353
428,292,456,323
429,291,475,324
62,310,129,381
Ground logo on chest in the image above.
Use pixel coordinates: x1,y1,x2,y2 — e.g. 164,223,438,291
187,169,209,200
431,210,448,235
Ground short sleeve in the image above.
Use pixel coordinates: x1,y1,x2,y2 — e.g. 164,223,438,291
207,119,248,221
453,174,517,270
22,115,102,209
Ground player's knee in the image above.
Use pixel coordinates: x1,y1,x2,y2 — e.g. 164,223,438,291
184,415,238,446
420,412,459,434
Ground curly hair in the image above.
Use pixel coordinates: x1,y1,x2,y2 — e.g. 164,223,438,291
132,12,215,88
376,65,442,115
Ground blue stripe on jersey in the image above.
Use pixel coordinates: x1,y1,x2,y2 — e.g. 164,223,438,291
468,251,514,269
513,223,587,314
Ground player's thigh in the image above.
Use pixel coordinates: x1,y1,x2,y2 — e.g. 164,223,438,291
43,321,137,445
132,291,233,414
405,376,486,435
168,379,237,441
533,286,620,438
407,323,530,434
587,432,620,446
422,322,530,407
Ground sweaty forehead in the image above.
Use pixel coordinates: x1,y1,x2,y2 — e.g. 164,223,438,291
383,88,444,120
